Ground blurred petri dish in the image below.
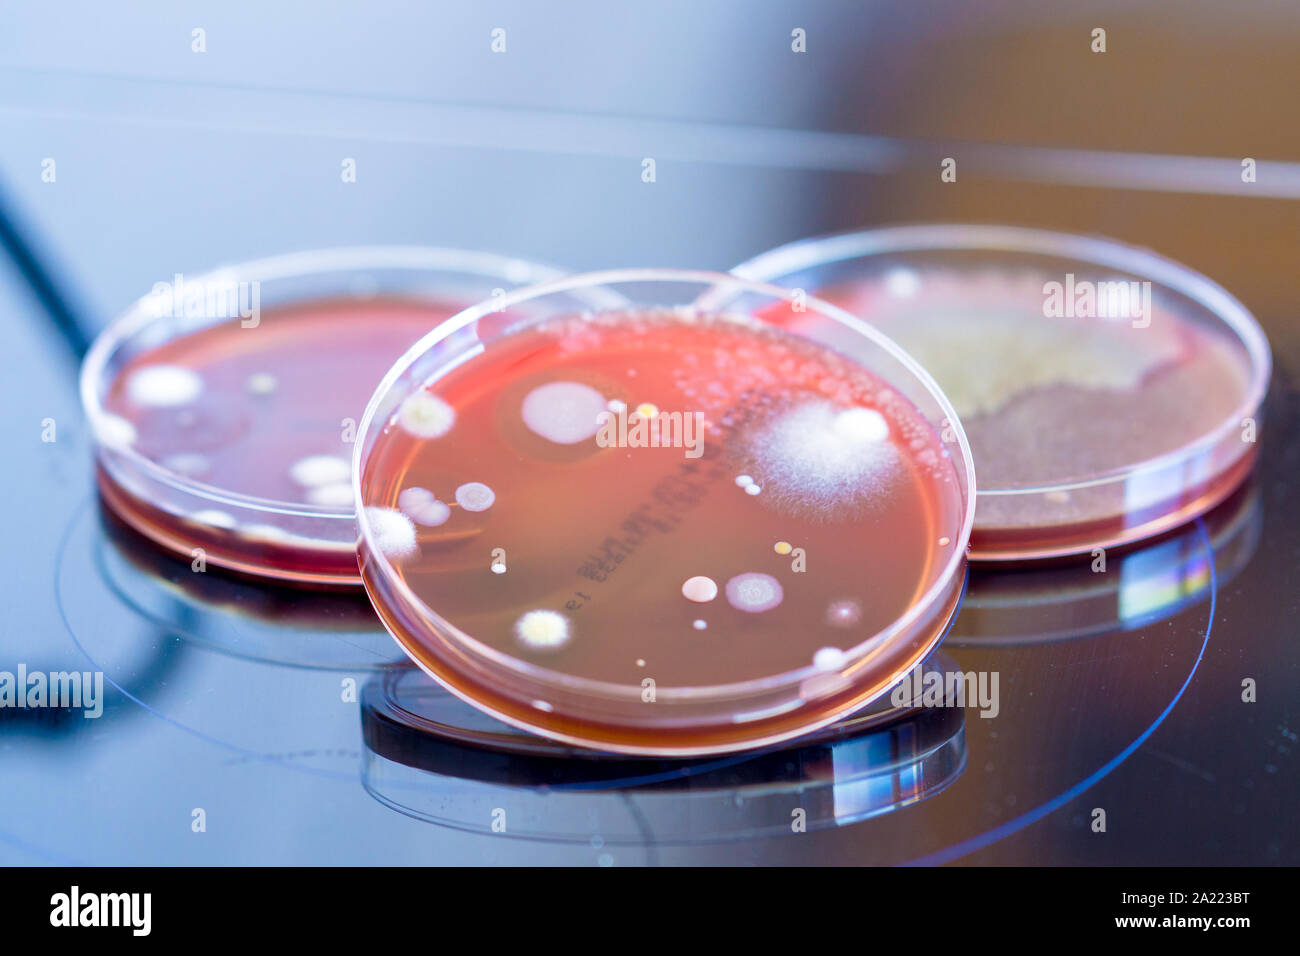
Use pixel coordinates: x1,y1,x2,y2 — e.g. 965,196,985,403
81,247,565,587
360,656,967,845
733,225,1271,561
355,270,975,756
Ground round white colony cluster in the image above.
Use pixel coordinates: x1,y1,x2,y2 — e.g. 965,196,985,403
397,486,452,527
289,454,353,508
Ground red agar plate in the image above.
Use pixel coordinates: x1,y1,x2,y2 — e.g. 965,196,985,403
734,225,1271,561
354,270,975,755
82,247,565,586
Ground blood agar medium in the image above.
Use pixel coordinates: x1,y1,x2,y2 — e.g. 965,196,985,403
81,248,564,586
734,225,1271,561
355,271,975,756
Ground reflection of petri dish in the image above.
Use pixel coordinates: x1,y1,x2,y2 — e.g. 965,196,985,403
355,270,975,756
733,225,1272,561
95,502,400,670
950,481,1260,646
81,247,565,587
360,657,966,844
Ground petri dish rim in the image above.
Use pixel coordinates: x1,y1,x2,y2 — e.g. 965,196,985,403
352,267,977,707
79,245,569,520
731,222,1273,498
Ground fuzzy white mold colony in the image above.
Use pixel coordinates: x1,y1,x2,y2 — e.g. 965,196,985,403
521,381,607,444
515,610,571,651
289,454,351,488
743,400,897,517
364,506,418,559
398,392,456,439
832,407,889,443
126,365,204,407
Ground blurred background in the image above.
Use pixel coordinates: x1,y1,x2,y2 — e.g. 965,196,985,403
1,1,1297,340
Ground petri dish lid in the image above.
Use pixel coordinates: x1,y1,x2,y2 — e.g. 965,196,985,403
80,246,567,587
354,269,976,756
733,224,1272,561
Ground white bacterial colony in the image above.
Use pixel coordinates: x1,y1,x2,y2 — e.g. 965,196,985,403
247,372,277,395
160,452,210,478
397,392,456,438
681,576,718,603
305,483,354,507
454,482,496,512
515,609,571,651
521,381,607,444
284,453,356,510
97,413,139,450
813,647,847,670
724,573,784,613
189,509,237,529
289,454,351,488
826,599,862,627
397,486,452,526
126,365,204,407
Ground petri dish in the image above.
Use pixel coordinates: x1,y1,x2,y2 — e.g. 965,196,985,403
360,656,967,844
354,270,975,756
733,225,1272,561
81,247,565,587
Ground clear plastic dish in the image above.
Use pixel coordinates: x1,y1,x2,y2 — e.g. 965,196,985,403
354,270,975,755
733,225,1272,561
360,657,967,845
81,247,565,587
